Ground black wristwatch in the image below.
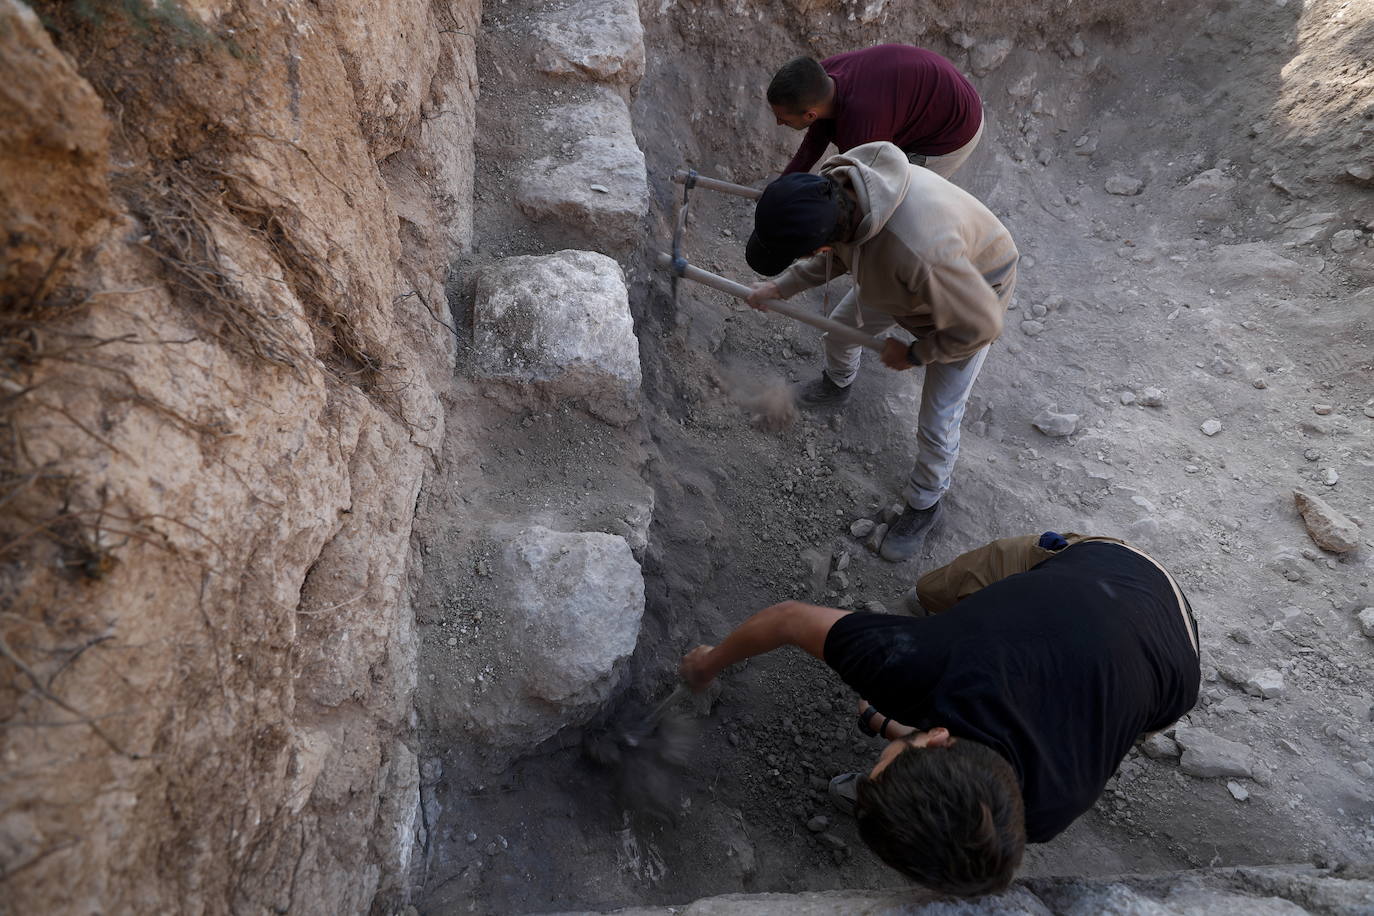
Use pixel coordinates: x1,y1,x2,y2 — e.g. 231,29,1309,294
858,705,880,736
906,341,923,367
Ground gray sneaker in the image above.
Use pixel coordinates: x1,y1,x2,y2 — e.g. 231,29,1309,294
880,501,944,562
828,771,860,817
796,373,852,409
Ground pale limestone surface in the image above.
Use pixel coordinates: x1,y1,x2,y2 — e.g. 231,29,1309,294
1174,727,1255,779
473,250,642,425
516,88,649,255
1294,489,1362,554
455,526,646,752
532,0,646,86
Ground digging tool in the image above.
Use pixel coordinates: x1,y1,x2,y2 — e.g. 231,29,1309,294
663,168,884,354
671,169,762,200
656,254,886,354
667,169,762,305
584,683,698,823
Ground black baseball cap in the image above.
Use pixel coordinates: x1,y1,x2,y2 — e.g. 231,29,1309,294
745,173,840,276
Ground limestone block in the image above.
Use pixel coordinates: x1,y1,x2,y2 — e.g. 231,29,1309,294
1174,726,1254,779
1180,168,1237,221
971,38,1014,75
516,88,648,254
532,0,645,86
473,249,641,424
1207,243,1305,284
1294,489,1361,554
465,526,645,751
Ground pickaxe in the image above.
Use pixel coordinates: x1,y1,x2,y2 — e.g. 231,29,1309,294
662,169,885,355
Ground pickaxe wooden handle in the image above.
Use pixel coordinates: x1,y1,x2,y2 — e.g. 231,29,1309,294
673,170,763,200
656,253,886,354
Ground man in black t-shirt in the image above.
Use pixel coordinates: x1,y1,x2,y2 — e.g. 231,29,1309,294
679,533,1200,897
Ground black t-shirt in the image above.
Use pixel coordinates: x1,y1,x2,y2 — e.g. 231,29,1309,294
823,541,1200,843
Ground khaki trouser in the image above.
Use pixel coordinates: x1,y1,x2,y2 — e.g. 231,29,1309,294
914,533,1117,613
914,533,1199,654
906,115,985,180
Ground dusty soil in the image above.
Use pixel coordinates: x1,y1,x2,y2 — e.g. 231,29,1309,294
415,0,1373,913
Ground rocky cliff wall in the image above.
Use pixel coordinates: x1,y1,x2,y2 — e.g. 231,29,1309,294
0,1,477,911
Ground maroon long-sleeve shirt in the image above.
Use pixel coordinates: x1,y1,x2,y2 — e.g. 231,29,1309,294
782,44,983,175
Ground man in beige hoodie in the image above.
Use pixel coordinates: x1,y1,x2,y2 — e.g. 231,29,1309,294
745,141,1018,561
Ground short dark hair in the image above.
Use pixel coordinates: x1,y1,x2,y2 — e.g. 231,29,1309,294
856,739,1026,897
767,57,829,111
828,179,856,244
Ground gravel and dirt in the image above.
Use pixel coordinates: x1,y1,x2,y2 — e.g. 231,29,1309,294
412,0,1373,913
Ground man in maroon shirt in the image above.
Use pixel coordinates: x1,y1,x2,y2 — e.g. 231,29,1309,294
768,45,984,180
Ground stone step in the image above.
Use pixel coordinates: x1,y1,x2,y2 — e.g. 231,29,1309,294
516,88,649,257
532,0,645,87
472,248,642,425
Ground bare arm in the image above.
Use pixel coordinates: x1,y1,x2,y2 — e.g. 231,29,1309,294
680,601,849,691
856,697,916,739
782,124,832,175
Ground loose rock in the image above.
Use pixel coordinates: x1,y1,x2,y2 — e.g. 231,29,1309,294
1105,175,1144,196
1330,230,1361,254
1293,489,1361,553
1032,408,1079,437
817,832,847,850
1243,669,1285,699
1227,781,1250,802
1174,726,1254,779
970,37,1013,75
1200,419,1223,437
1020,319,1046,337
1141,733,1181,760
849,518,875,538
1356,608,1374,639
1322,468,1339,486
806,815,829,833
1139,387,1166,407
1119,390,1137,406
865,523,888,554
1312,404,1333,416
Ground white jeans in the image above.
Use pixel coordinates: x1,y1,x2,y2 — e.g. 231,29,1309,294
821,256,1014,509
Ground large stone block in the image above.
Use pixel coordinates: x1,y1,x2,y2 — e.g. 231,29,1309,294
473,249,642,424
532,0,645,86
516,88,648,254
461,526,646,752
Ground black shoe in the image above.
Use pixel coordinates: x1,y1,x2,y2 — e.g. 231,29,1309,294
796,373,852,409
880,501,944,562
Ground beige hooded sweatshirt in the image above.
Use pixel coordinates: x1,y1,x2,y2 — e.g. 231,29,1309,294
772,141,1019,365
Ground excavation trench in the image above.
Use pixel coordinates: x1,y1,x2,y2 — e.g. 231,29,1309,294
412,0,1374,913
4,0,1369,912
